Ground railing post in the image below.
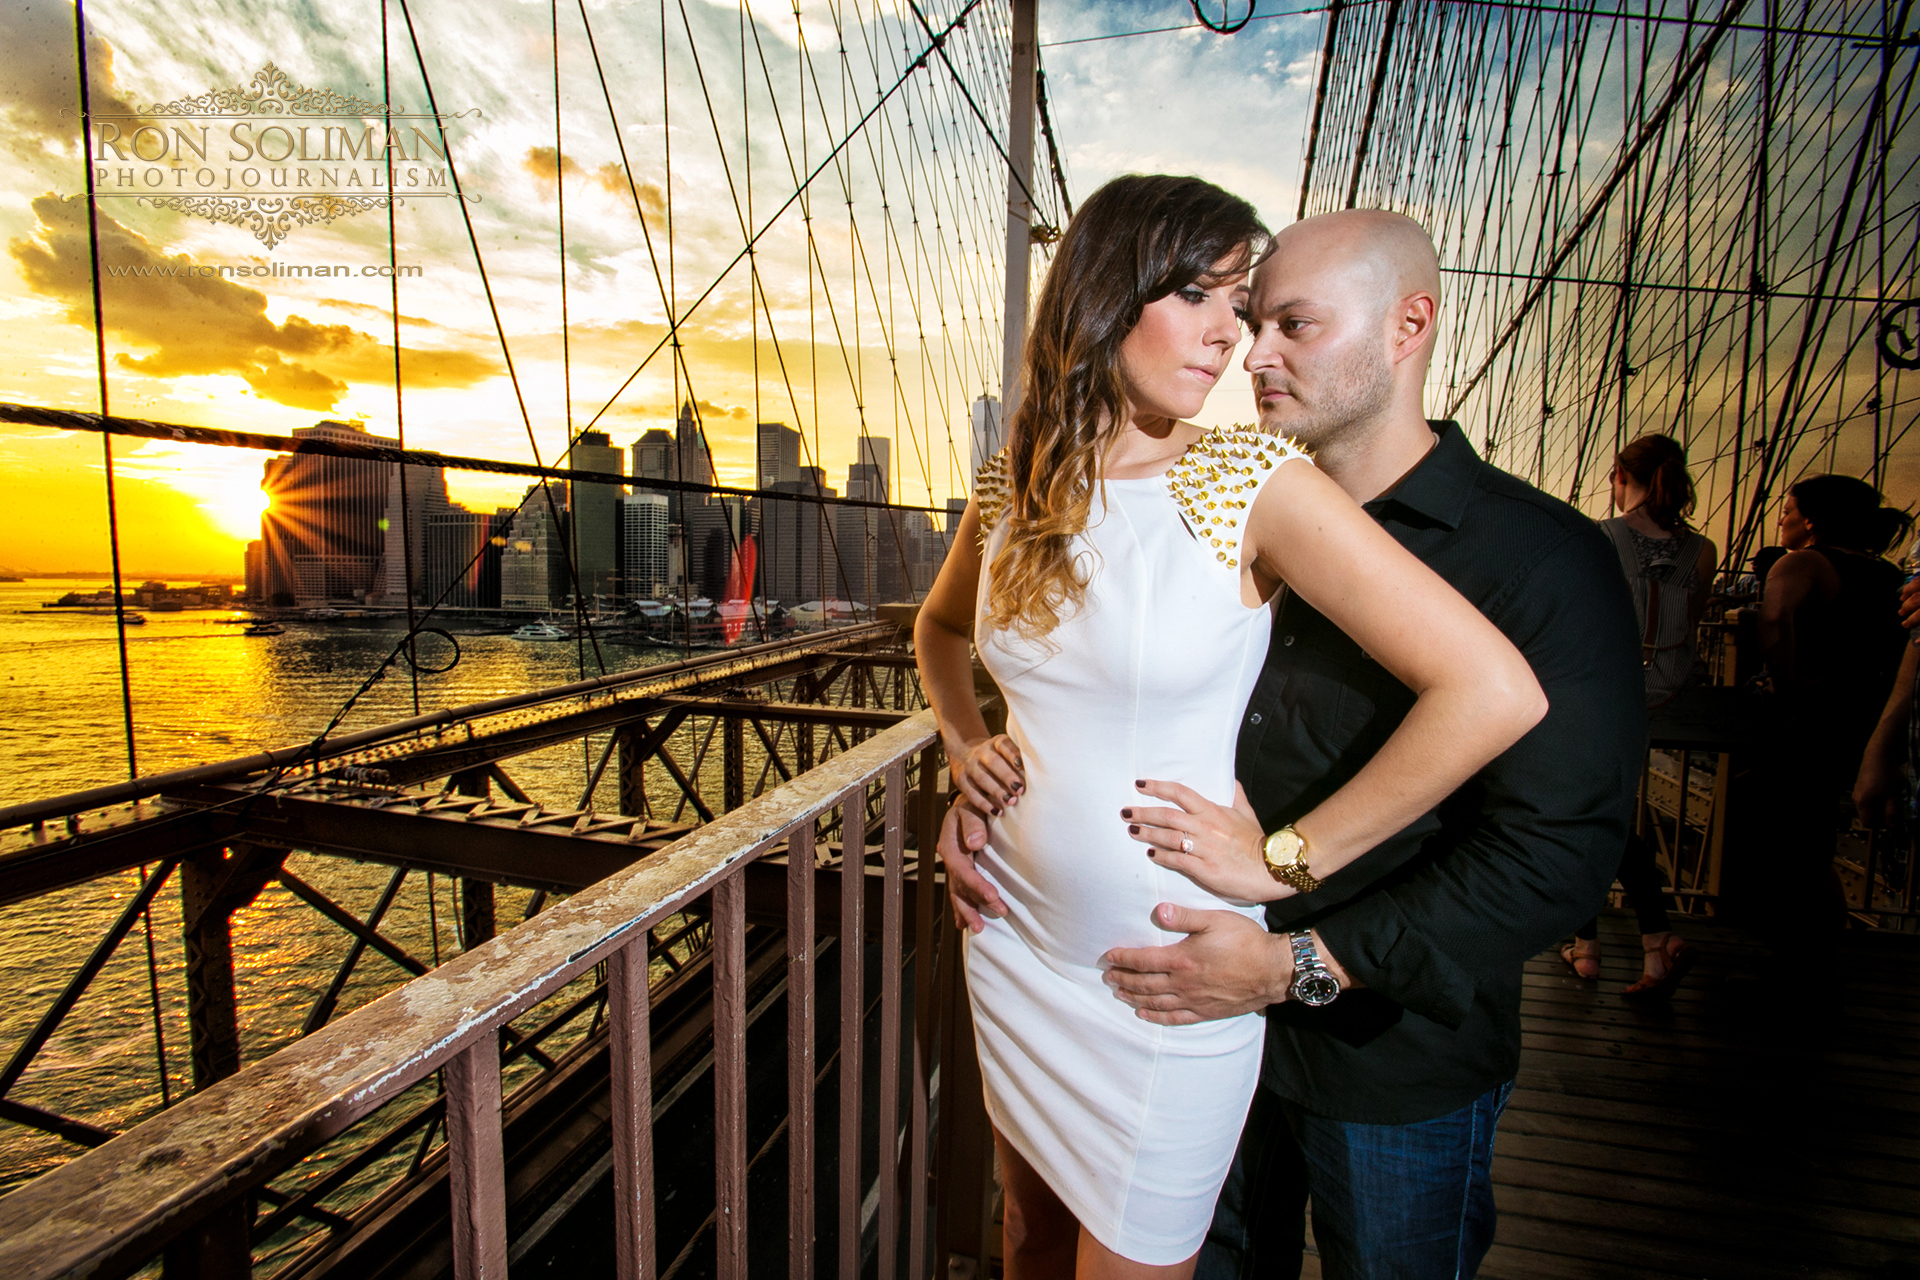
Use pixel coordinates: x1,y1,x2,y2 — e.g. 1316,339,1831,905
713,873,749,1279
935,919,992,1278
839,786,868,1280
789,817,819,1280
878,761,906,1280
609,941,657,1280
908,744,941,1277
445,1039,509,1280
160,1202,251,1280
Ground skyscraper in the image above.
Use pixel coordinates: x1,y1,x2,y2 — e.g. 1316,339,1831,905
846,434,890,503
568,430,624,601
841,436,906,602
623,493,670,597
674,402,716,491
971,395,1003,477
258,420,395,606
379,464,451,603
757,421,802,489
631,428,674,507
424,509,511,608
760,468,838,605
500,484,568,610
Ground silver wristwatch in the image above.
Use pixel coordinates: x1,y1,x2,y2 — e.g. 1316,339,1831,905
1288,930,1341,1007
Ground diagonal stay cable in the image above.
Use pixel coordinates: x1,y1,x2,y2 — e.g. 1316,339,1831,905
1443,0,1753,418
578,0,991,436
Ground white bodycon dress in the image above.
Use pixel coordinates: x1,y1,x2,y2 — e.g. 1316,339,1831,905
966,428,1311,1265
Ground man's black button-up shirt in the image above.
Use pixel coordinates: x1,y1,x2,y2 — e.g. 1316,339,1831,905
1239,421,1645,1124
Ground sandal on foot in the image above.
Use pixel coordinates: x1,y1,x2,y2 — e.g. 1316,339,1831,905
1558,939,1601,980
1623,937,1697,998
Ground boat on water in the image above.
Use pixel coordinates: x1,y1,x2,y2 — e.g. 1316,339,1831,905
243,622,285,636
512,621,570,641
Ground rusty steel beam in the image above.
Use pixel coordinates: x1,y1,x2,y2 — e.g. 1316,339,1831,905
180,846,285,1090
0,804,225,908
0,1100,113,1149
302,868,409,1035
0,712,940,1280
363,651,896,789
0,860,179,1099
0,628,901,832
654,698,910,729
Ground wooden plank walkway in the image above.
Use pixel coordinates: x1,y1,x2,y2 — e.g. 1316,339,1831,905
1475,911,1920,1280
988,911,1919,1279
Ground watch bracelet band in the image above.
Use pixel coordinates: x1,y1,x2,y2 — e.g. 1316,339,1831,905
1290,930,1326,977
1273,859,1321,894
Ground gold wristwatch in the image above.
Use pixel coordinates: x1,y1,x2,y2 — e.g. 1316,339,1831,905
1262,825,1321,894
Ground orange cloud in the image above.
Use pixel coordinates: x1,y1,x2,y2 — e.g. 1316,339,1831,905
522,148,665,217
9,194,497,410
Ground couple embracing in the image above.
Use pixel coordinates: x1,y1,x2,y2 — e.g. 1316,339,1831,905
914,176,1645,1280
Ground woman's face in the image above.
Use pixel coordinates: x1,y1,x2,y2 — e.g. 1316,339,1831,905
1117,268,1248,426
1778,493,1815,549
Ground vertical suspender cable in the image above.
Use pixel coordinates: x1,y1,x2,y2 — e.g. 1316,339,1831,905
383,0,423,716
552,0,595,768
72,0,170,1109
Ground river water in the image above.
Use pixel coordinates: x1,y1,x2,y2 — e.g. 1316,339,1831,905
0,580,691,1191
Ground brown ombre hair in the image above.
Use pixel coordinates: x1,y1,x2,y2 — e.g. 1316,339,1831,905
989,174,1269,639
1614,433,1696,531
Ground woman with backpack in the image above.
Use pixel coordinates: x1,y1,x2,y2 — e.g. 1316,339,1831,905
1560,434,1717,996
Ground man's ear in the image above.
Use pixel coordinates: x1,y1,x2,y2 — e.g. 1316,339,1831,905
1388,291,1438,366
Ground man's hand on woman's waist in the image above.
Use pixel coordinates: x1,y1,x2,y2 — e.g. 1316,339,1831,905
1100,908,1357,1025
938,797,1008,933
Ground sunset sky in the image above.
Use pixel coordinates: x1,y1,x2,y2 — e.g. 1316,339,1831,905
0,0,1323,577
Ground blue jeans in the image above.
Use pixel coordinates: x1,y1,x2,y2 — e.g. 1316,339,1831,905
1197,1080,1513,1280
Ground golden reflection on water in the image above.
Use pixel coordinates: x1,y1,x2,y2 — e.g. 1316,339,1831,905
0,579,702,1190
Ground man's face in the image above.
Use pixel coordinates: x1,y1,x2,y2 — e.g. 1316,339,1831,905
1240,247,1396,451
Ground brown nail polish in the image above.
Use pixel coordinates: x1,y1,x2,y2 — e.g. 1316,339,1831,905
1121,808,1133,819
1134,779,1145,788
1129,824,1140,834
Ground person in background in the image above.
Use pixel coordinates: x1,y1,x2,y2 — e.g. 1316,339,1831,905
1559,434,1717,995
1852,611,1920,831
1745,475,1910,935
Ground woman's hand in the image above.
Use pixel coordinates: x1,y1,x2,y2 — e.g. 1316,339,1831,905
1122,780,1292,903
950,733,1026,816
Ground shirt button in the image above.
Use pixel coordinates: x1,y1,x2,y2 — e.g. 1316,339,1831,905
1249,712,1263,725
1282,635,1295,647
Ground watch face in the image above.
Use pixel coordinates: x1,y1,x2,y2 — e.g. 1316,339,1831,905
1293,972,1341,1007
1265,829,1305,870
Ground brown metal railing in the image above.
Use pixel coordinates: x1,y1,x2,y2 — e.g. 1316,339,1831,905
0,708,992,1280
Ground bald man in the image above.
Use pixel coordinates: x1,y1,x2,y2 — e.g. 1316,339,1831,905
1092,211,1646,1277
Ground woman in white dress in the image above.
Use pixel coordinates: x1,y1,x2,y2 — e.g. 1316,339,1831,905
913,176,1545,1279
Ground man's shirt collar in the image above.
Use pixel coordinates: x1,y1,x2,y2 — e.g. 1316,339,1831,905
1361,419,1478,531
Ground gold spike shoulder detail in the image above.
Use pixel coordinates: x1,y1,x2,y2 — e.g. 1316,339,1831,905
974,445,1012,543
1166,427,1312,570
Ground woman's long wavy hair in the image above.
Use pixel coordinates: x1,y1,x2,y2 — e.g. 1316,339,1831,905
988,174,1269,640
